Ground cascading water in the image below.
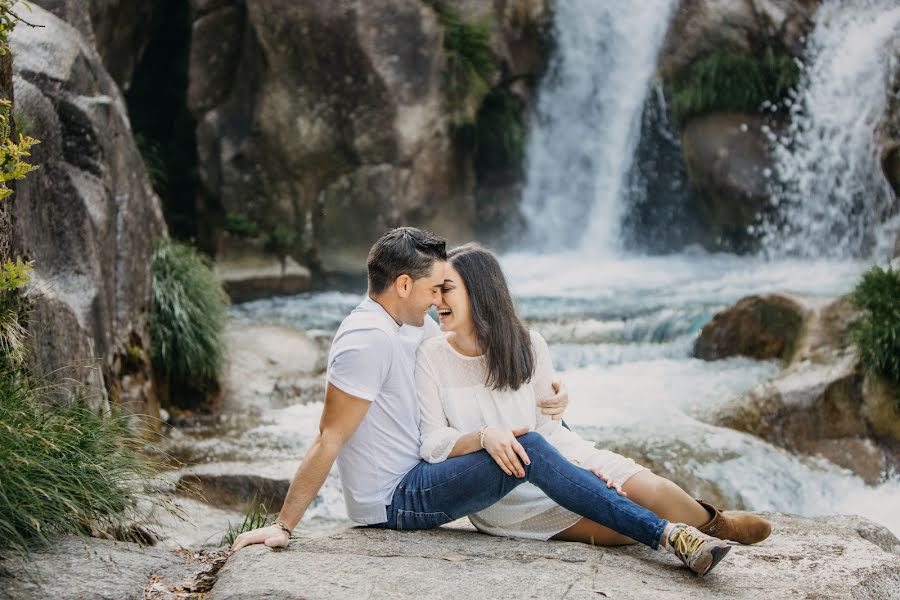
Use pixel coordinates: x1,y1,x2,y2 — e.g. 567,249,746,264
766,0,900,259
519,0,677,254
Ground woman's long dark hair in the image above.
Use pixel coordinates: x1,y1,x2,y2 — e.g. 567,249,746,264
448,244,534,391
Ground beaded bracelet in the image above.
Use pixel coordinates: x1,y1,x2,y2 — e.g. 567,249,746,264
478,425,489,449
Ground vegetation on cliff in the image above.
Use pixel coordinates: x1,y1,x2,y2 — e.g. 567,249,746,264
851,265,900,401
150,238,229,406
669,47,800,122
426,0,494,118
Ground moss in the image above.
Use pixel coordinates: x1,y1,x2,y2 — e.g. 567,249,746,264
851,265,900,400
426,0,494,116
669,47,800,123
474,87,526,176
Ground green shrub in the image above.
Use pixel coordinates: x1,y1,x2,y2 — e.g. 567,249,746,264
851,265,900,390
225,212,260,238
426,0,494,113
0,259,32,371
220,499,272,547
150,238,229,397
0,374,159,560
670,47,800,122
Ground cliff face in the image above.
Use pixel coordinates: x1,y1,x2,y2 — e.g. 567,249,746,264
9,6,166,415
187,0,551,273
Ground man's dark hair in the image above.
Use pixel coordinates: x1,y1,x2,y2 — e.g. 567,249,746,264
448,243,534,391
367,227,447,294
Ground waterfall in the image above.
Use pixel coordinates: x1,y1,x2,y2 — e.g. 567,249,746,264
519,0,678,254
766,0,900,259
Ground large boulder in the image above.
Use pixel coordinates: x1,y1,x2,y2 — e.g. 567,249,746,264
29,0,157,91
210,514,900,599
9,6,166,415
713,296,900,483
188,0,551,275
659,0,821,84
681,112,774,252
694,293,807,362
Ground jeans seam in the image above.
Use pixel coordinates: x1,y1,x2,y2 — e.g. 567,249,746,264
406,452,498,493
535,450,664,549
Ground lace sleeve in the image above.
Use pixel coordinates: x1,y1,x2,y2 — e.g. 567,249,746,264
416,347,463,463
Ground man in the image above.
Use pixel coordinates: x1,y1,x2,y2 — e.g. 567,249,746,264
232,227,731,576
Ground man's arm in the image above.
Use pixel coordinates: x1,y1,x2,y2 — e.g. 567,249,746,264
230,383,370,552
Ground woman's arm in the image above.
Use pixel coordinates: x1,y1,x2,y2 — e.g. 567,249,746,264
416,347,532,476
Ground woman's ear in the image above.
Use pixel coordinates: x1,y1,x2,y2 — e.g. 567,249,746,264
395,274,412,298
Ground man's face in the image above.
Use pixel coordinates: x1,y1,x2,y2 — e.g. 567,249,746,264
401,260,447,326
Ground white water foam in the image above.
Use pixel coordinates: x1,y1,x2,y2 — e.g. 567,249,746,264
767,0,900,258
519,0,677,254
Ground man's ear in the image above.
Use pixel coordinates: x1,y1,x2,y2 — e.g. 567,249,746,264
395,274,413,298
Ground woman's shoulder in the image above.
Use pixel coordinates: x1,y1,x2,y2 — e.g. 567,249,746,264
528,328,548,348
417,333,448,358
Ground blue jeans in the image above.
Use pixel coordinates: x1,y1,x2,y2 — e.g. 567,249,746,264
372,432,667,549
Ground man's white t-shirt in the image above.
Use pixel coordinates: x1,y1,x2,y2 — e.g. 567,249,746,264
327,296,440,524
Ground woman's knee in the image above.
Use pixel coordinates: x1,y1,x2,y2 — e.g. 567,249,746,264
517,431,550,453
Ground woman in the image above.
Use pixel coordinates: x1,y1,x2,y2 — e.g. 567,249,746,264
416,243,771,549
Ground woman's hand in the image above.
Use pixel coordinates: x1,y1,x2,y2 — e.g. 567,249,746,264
482,427,531,477
589,468,627,496
230,524,290,553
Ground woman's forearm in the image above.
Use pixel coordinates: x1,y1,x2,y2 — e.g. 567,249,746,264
447,429,483,457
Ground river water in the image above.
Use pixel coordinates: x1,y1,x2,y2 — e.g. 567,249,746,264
220,250,900,540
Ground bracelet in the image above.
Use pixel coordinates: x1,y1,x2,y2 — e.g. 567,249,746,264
478,425,489,449
274,519,292,535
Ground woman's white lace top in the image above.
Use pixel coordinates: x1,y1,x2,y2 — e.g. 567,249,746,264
415,330,601,539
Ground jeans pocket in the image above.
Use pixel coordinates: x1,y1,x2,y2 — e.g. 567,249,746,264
395,509,452,530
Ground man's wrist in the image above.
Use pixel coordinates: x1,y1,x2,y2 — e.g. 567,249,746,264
274,519,293,535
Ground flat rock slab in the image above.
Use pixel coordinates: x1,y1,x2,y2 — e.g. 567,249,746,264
0,536,226,600
211,514,900,600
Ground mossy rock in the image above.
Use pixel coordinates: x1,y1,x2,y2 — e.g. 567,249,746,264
694,294,807,362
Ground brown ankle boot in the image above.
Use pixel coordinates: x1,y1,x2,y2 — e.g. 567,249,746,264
696,499,772,545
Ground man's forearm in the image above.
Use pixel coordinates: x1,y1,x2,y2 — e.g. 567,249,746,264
275,434,341,530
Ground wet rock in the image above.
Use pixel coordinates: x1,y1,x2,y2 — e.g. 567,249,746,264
0,536,227,600
211,514,900,600
222,323,321,412
713,296,900,483
177,460,295,511
694,293,807,362
9,6,166,414
681,112,775,252
215,255,311,302
659,0,821,84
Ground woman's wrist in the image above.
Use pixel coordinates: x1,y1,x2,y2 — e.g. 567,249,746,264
478,425,490,449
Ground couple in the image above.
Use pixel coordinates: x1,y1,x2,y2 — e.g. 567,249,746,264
231,227,771,576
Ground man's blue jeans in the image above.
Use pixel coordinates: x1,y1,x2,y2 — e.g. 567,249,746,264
373,432,667,549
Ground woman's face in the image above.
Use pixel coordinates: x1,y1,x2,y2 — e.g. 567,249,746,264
437,264,474,333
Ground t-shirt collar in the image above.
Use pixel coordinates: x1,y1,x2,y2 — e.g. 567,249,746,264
363,295,402,332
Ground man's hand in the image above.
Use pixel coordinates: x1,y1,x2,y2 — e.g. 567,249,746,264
230,525,290,553
589,468,626,496
538,379,568,421
482,427,531,477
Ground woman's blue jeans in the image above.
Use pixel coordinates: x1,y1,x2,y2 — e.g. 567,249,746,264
373,432,667,549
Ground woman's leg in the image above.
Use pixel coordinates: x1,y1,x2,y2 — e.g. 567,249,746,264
620,471,710,527
551,517,636,546
551,472,708,546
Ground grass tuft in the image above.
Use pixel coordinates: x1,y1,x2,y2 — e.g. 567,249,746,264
851,265,900,398
150,238,229,399
0,373,162,561
220,500,272,547
670,47,800,122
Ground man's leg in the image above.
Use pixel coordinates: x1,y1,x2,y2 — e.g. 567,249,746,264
382,432,666,549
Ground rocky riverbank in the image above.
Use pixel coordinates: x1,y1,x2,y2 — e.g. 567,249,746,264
5,513,898,599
